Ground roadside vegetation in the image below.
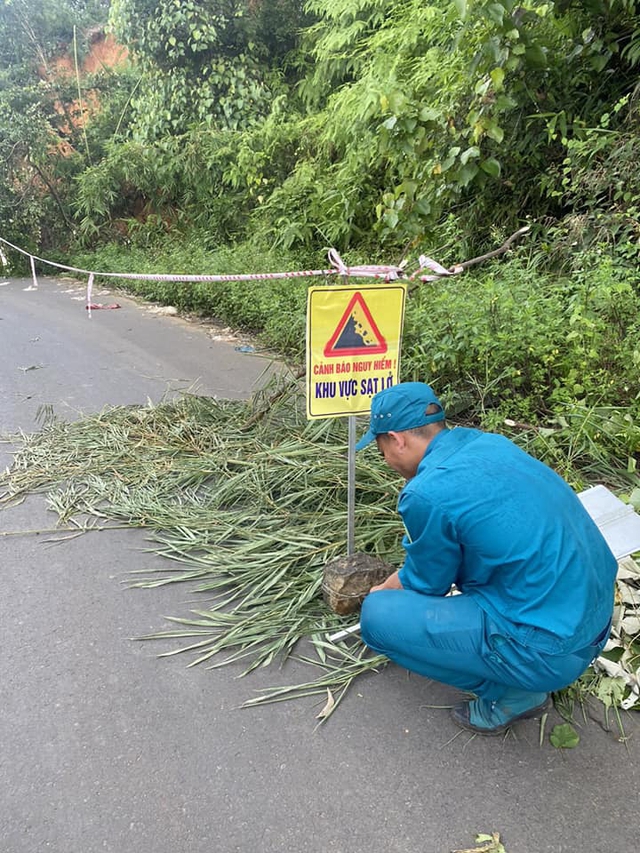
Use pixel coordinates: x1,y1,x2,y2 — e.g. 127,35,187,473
1,0,639,724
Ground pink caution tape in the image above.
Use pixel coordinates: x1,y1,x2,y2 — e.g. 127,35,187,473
0,235,460,321
409,255,464,282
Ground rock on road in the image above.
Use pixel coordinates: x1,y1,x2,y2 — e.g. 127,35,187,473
0,276,637,853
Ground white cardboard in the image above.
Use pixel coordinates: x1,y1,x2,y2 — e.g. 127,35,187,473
578,484,640,560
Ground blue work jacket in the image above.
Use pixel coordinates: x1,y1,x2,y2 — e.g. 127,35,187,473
396,427,617,654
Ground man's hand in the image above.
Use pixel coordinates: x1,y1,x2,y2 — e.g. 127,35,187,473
370,570,403,593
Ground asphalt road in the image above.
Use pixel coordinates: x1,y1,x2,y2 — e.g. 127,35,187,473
1,276,637,853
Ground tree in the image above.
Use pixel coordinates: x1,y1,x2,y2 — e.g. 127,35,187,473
108,0,309,138
0,0,113,252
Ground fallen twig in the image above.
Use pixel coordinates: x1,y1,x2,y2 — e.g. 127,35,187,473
453,226,530,272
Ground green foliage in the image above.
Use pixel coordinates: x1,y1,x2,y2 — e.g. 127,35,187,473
49,0,640,259
0,0,108,68
405,256,640,404
74,116,299,243
542,96,640,264
290,1,560,245
108,0,307,138
3,0,640,255
0,0,124,252
553,0,640,71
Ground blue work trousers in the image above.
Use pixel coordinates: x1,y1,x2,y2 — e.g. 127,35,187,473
360,590,609,703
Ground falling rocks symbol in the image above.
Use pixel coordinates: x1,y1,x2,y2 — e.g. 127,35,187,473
334,314,370,349
323,292,387,358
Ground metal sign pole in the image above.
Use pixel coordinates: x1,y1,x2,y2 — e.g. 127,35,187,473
343,263,356,559
347,415,356,556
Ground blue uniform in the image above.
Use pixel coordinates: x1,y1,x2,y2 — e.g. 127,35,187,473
361,427,617,705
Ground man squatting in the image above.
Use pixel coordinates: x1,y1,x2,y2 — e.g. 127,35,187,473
356,382,617,735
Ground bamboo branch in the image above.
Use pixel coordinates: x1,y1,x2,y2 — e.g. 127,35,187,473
453,226,531,271
408,226,531,291
242,368,306,430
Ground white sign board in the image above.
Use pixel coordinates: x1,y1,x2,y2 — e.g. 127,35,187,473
577,485,640,560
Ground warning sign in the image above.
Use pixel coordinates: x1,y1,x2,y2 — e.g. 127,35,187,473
306,284,407,419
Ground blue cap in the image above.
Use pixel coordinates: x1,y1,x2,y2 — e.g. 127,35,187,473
355,382,445,450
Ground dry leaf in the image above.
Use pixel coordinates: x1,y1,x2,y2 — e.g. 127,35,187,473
316,688,336,719
620,615,640,635
617,580,640,606
616,556,640,579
